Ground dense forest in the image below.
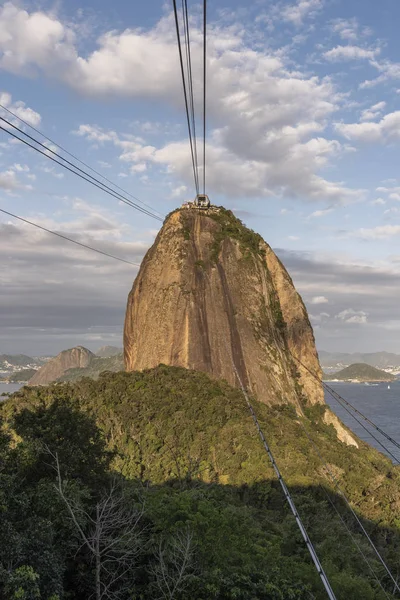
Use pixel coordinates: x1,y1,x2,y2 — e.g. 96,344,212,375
1,366,399,599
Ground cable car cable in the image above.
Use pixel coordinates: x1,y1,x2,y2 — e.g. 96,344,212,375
202,0,207,195
172,0,199,195
0,124,163,223
182,0,199,193
291,354,400,464
325,381,400,452
232,362,338,600
0,208,140,267
297,413,398,597
0,103,164,219
0,117,163,222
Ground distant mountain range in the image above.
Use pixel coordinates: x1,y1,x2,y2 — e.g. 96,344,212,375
319,351,400,374
0,354,47,380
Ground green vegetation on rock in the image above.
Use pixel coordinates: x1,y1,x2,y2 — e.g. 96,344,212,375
206,207,266,263
324,363,396,382
1,366,399,599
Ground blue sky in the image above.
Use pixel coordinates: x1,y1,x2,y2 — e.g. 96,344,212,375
1,0,400,355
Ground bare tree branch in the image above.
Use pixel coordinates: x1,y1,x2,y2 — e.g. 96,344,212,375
46,448,145,600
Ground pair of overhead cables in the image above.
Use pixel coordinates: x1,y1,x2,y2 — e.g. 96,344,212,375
0,105,164,265
214,269,400,597
234,355,400,597
292,353,400,464
172,0,207,195
0,113,163,223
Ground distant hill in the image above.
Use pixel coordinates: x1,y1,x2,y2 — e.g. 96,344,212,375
324,363,396,382
319,351,400,372
29,346,94,385
59,353,124,382
0,368,38,383
95,345,122,358
0,354,35,368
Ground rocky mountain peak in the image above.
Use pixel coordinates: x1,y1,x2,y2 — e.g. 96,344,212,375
29,346,94,386
124,207,324,410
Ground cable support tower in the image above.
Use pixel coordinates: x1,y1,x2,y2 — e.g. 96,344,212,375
0,119,163,223
231,362,337,600
172,0,200,195
291,353,400,465
0,208,140,267
296,410,398,597
202,0,207,195
0,103,164,219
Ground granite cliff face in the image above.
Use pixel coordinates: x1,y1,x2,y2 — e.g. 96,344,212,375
29,346,94,386
124,208,325,411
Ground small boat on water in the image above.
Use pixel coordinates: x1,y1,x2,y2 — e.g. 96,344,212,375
388,385,391,390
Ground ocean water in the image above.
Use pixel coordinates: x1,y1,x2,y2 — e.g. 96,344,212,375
325,380,400,463
0,382,24,400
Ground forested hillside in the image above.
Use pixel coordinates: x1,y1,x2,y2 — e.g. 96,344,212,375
1,366,399,599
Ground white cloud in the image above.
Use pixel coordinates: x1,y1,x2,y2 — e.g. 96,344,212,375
330,18,372,42
0,168,31,191
0,91,41,127
324,45,378,62
73,124,119,143
0,3,361,202
130,163,147,174
360,101,386,122
0,3,76,76
281,0,323,26
288,235,299,241
351,225,400,240
309,311,330,322
41,166,64,179
370,198,386,205
360,58,400,88
375,186,400,201
335,111,400,143
308,207,333,218
336,308,368,324
11,163,29,172
170,185,187,198
311,296,328,304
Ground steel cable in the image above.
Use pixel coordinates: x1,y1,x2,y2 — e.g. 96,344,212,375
0,117,163,222
182,0,199,193
172,0,199,195
0,103,164,219
0,208,140,266
202,0,207,195
291,353,400,464
0,124,163,223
